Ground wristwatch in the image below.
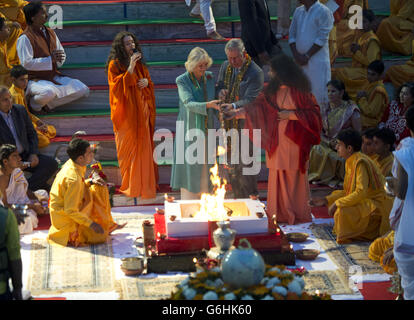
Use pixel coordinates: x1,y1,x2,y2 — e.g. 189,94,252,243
304,53,311,60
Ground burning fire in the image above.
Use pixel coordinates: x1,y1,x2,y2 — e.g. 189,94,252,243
193,160,228,221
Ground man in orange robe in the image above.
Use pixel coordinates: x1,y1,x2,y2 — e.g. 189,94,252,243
107,32,158,199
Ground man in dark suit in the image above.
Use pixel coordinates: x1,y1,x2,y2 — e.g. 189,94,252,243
216,39,264,198
0,85,58,191
238,0,282,67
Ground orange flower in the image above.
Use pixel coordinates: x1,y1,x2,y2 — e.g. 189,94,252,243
286,292,299,300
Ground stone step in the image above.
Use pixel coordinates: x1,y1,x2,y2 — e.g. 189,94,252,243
52,18,278,42
39,110,178,135
63,38,230,64
46,0,282,21
86,159,269,186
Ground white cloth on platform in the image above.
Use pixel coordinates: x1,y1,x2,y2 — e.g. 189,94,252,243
16,32,89,111
289,0,334,111
0,168,38,235
190,0,216,33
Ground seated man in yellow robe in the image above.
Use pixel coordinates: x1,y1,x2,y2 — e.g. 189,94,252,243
384,40,414,89
369,230,397,274
376,0,414,56
310,129,392,244
0,0,27,66
335,0,369,58
9,65,56,148
372,127,396,177
332,9,381,100
361,127,378,160
47,138,123,247
356,60,389,129
0,17,12,87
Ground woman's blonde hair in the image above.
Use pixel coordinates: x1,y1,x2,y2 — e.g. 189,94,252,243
184,47,213,73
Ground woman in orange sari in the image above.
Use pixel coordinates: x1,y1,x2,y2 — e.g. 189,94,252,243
106,32,158,199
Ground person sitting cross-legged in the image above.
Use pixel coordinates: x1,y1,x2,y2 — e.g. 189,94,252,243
355,60,389,130
310,129,392,244
16,2,89,114
47,138,125,247
372,127,396,178
361,127,378,160
0,144,49,235
9,65,56,148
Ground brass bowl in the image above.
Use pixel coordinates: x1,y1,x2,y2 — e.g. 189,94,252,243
287,232,309,243
121,257,144,276
295,249,320,261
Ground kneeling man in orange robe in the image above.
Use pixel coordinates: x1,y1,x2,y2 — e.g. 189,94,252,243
310,129,392,244
47,138,123,247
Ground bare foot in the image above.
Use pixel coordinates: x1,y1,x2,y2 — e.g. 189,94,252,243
109,222,127,234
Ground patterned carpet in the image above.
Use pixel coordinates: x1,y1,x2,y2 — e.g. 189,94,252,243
302,270,354,295
27,238,116,295
310,223,385,276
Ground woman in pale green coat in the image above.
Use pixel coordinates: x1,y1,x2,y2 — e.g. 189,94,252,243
170,47,221,200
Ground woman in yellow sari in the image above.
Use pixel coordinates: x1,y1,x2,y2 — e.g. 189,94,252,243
308,79,361,186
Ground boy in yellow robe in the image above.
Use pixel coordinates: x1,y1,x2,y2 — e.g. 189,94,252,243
384,40,414,89
332,10,381,100
376,0,414,56
361,128,378,160
356,60,389,129
372,128,396,177
9,65,56,148
310,129,392,244
47,138,124,247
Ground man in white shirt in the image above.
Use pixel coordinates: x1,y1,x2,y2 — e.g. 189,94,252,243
17,2,89,113
289,0,334,112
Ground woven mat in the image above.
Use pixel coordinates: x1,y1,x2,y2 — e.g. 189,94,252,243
310,223,385,275
120,275,188,300
303,270,354,295
27,238,116,295
112,213,155,232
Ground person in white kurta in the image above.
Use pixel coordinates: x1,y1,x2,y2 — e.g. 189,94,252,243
0,168,38,235
16,33,89,112
17,20,89,111
288,0,334,113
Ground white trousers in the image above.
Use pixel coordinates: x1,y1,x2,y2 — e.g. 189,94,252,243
190,0,216,33
27,75,89,111
277,0,291,37
394,250,414,300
